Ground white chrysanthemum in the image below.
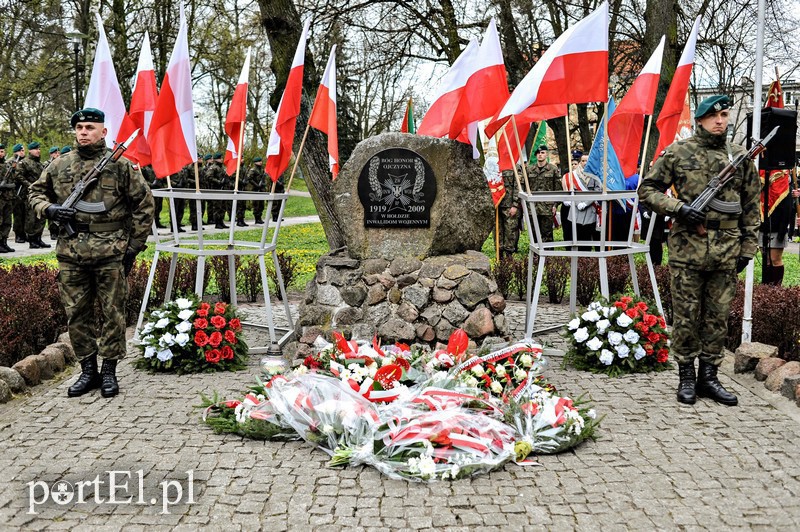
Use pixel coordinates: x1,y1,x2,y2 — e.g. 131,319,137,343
587,409,597,419
586,337,603,351
155,318,170,329
634,345,646,360
471,364,485,377
599,349,614,365
616,313,634,328
615,344,630,358
573,327,590,343
623,330,640,344
177,309,194,321
495,365,507,376
144,346,156,358
519,353,533,367
175,298,193,309
490,381,503,394
601,307,613,318
514,368,528,381
175,320,192,333
596,319,611,333
608,331,623,346
581,310,601,322
157,348,173,361
175,333,190,347
567,317,581,330
367,364,378,378
159,333,175,347
465,376,479,388
417,455,437,477
141,322,154,335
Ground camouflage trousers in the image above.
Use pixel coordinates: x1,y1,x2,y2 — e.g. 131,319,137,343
0,197,12,239
57,260,128,362
498,208,521,255
533,213,554,243
670,266,737,366
24,200,45,239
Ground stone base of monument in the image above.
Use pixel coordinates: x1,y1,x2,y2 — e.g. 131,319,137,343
286,248,508,359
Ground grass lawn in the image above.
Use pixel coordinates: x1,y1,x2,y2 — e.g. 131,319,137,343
155,193,317,227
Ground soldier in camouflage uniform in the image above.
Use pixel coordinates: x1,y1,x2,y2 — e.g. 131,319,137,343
235,161,250,227
144,164,167,228
207,152,231,229
29,108,155,398
0,144,17,252
498,167,521,260
10,143,26,243
527,145,561,242
18,142,50,248
639,95,758,407
247,157,266,224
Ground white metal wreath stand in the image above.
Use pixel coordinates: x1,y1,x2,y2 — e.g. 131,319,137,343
520,189,664,339
134,188,294,355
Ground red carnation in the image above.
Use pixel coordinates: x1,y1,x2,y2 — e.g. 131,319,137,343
194,331,209,347
304,355,321,369
636,301,648,311
210,315,227,329
644,343,654,355
196,308,208,318
214,302,227,315
224,330,237,344
626,308,638,319
200,302,211,311
644,314,659,327
229,318,241,331
656,348,669,362
221,345,234,360
647,332,661,344
194,318,208,330
209,331,223,347
205,349,222,363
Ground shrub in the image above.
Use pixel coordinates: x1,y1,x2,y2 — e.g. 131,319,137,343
267,251,298,299
606,256,631,296
511,255,529,301
576,258,600,306
727,282,800,361
545,257,569,304
491,257,514,299
209,255,240,303
635,263,673,324
238,257,263,302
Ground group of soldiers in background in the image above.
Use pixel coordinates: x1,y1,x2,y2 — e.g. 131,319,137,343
0,142,72,252
145,153,283,231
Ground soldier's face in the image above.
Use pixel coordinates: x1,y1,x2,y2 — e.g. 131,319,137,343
536,151,547,162
0,149,4,159
30,148,40,157
74,122,107,146
580,155,588,167
697,110,729,135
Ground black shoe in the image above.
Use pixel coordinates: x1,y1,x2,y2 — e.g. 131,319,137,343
100,359,119,398
191,225,198,231
0,240,14,253
155,223,167,229
254,218,264,224
15,236,26,243
29,239,43,249
676,363,696,405
68,355,101,397
214,222,228,229
36,237,51,248
696,360,738,406
177,226,186,233
236,221,247,227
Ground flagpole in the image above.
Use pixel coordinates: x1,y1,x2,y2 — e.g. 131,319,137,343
285,119,312,193
193,160,200,193
233,125,246,192
228,124,246,246
636,115,654,185
510,115,531,193
500,129,524,193
495,206,500,262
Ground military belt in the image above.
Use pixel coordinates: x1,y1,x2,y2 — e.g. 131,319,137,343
705,219,738,230
73,221,124,233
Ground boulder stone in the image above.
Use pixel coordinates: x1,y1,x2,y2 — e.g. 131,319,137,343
416,324,436,342
388,287,402,304
480,336,507,351
378,319,416,342
780,374,800,400
305,280,318,303
493,313,507,334
334,307,363,326
0,380,10,403
418,277,435,288
396,302,419,322
488,294,506,313
796,384,800,408
443,264,470,280
455,272,491,309
734,342,778,374
363,258,388,275
463,307,495,338
333,134,493,260
365,302,391,324
341,284,368,307
41,347,66,373
298,305,332,327
433,287,453,303
329,267,364,287
317,285,344,307
351,323,376,340
299,326,325,345
435,320,455,342
420,305,443,327
396,274,417,289
464,250,491,274
403,285,430,309
377,274,396,289
442,300,469,325
436,276,458,290
390,257,423,276
0,367,26,393
419,257,450,279
765,361,800,392
32,355,54,381
47,342,76,366
754,357,786,382
366,284,387,305
318,253,360,269
12,357,41,386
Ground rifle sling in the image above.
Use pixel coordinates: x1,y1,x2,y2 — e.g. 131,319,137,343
72,221,124,233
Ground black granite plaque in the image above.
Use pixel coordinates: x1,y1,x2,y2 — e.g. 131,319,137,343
357,148,436,228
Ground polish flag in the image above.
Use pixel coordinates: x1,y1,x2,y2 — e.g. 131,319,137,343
417,38,479,138
496,1,608,121
265,20,311,182
309,45,339,179
117,31,158,166
84,13,127,148
653,16,701,161
148,3,197,178
448,19,510,139
497,119,532,172
607,36,665,176
224,49,251,176
484,102,566,141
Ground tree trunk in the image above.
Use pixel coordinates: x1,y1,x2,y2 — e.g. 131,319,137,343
643,0,679,163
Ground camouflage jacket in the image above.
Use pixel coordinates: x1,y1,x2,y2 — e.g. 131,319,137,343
500,168,521,213
527,162,561,215
206,161,231,190
0,157,17,198
246,165,266,191
29,139,155,264
638,126,760,270
16,154,43,190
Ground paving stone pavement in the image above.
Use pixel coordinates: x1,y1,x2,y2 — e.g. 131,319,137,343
2,300,800,531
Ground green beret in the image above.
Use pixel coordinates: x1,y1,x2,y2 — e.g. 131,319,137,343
0,143,4,149
70,107,105,128
203,154,212,161
28,141,40,150
60,146,72,154
695,95,731,119
49,146,59,154
535,145,548,153
12,143,23,153
214,151,223,159
253,156,263,163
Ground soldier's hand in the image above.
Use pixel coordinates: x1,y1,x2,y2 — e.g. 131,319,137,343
577,202,588,211
45,204,77,223
677,204,706,225
509,206,518,217
736,256,751,274
123,250,138,276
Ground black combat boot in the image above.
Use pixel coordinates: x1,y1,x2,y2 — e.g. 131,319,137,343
100,359,119,398
236,218,248,227
28,237,43,249
254,217,264,224
67,355,101,397
0,240,10,253
676,363,697,405
36,236,51,248
696,360,738,406
15,235,26,243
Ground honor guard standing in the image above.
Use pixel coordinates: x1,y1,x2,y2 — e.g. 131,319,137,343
10,143,26,243
0,144,16,252
48,146,60,162
639,95,759,407
17,141,51,248
527,145,561,242
247,157,266,224
145,164,167,228
29,108,155,398
498,165,521,260
207,152,230,229
235,160,250,227
200,154,212,224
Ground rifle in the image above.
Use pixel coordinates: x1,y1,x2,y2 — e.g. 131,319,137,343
0,155,21,190
60,130,139,238
690,126,779,236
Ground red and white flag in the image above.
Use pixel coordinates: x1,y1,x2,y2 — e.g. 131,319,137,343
224,48,251,176
496,119,532,172
497,1,608,122
148,3,197,178
117,31,158,166
448,19,510,139
84,13,127,148
309,45,339,179
265,19,310,182
417,38,479,138
653,16,700,160
608,36,665,176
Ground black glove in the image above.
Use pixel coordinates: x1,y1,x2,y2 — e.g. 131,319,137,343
677,204,706,225
45,204,77,223
736,256,751,274
122,250,138,277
